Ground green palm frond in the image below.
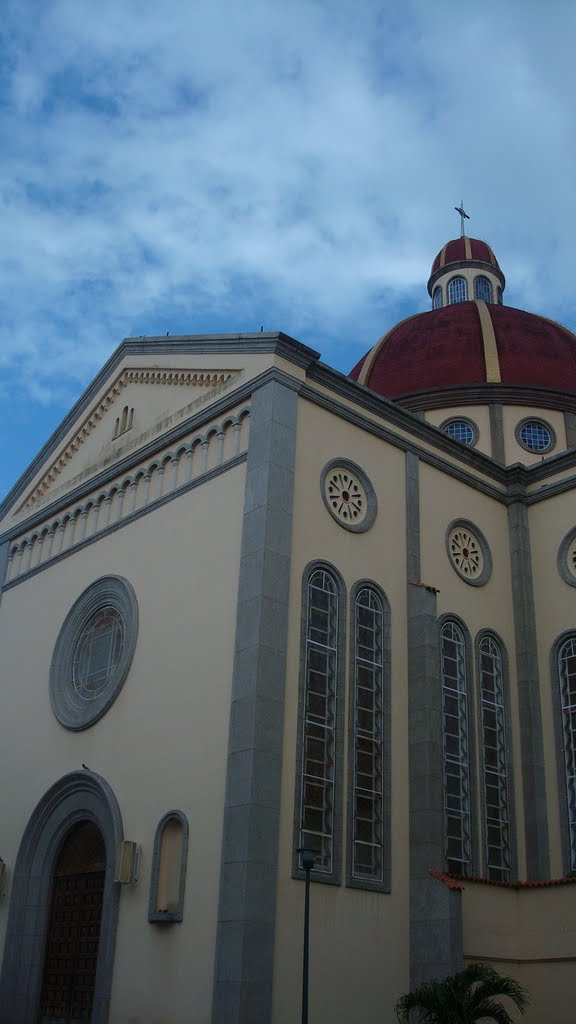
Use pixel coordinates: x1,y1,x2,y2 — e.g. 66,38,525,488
395,963,529,1024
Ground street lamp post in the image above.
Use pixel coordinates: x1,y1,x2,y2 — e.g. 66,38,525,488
297,846,318,1024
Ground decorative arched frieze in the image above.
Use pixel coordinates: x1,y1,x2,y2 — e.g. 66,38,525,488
7,407,250,584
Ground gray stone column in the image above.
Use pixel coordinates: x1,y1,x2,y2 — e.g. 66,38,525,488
0,540,9,607
508,500,550,879
406,453,463,987
212,379,297,1024
489,403,505,464
564,410,576,449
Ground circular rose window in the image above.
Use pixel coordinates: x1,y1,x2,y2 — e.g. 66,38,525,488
446,520,492,586
50,576,138,730
558,528,576,588
320,459,377,533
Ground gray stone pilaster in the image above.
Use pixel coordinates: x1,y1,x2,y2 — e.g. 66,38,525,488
564,410,576,449
406,454,463,987
508,500,550,879
0,540,9,608
406,452,420,582
212,380,297,1024
489,403,505,464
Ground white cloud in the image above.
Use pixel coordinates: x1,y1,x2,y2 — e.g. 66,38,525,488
2,0,576,409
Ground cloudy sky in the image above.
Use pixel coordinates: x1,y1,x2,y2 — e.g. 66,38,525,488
2,0,576,496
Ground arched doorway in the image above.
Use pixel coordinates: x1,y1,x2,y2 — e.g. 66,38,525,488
0,771,122,1024
38,821,106,1023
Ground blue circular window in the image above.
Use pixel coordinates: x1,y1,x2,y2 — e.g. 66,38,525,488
517,419,554,453
441,418,477,446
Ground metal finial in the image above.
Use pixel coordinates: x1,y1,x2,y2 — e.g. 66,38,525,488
454,200,470,237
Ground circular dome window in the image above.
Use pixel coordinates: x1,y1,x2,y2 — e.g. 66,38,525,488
516,419,555,454
440,418,478,447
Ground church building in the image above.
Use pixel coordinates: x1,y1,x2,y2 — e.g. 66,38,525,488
0,229,575,1023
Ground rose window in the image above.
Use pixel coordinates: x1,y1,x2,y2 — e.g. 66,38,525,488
325,469,366,526
448,526,484,580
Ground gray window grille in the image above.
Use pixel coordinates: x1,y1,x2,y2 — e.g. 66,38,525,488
441,621,471,874
298,568,339,874
474,276,493,303
447,276,468,304
72,607,124,701
351,587,384,883
479,635,511,880
558,636,576,871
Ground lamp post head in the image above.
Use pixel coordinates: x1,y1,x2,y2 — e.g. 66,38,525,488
297,846,318,871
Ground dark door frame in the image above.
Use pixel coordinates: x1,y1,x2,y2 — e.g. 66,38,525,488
0,771,123,1024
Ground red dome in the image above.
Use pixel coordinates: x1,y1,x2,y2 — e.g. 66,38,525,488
430,237,500,276
349,302,576,398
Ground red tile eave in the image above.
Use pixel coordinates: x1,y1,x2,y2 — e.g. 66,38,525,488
431,869,576,891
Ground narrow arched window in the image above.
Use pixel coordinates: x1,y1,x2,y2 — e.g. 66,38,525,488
556,635,576,872
295,565,344,881
474,276,493,303
478,634,512,880
447,277,468,304
433,287,443,309
148,811,189,923
441,620,471,874
497,286,503,305
348,584,389,890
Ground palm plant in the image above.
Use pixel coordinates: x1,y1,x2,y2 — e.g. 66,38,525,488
395,962,529,1024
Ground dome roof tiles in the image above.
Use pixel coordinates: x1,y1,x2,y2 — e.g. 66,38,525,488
349,301,576,398
431,237,500,275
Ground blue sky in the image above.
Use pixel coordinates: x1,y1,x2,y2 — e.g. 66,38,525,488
2,0,576,497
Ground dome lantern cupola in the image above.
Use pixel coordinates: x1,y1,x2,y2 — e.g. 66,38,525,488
428,236,506,310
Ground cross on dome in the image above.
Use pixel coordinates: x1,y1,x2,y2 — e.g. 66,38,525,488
454,201,470,237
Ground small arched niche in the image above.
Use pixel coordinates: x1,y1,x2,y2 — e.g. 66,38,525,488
148,811,188,924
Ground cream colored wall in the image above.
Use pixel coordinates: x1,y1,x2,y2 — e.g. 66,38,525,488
419,465,525,877
501,405,566,466
462,881,576,1023
424,405,492,457
273,398,410,1024
0,463,245,1023
528,491,576,877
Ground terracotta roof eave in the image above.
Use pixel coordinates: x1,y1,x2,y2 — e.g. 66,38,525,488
431,869,576,890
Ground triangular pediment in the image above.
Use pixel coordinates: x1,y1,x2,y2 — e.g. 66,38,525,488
15,365,241,515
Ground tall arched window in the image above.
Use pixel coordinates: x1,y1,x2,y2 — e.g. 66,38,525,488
295,564,345,881
433,286,443,309
348,584,390,890
447,277,468,304
474,276,493,303
441,620,472,874
556,635,576,872
478,634,512,880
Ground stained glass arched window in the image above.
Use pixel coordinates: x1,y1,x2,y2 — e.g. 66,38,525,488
295,565,344,880
474,276,493,303
478,634,512,880
448,277,468,304
348,585,389,889
556,634,576,872
441,620,471,874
